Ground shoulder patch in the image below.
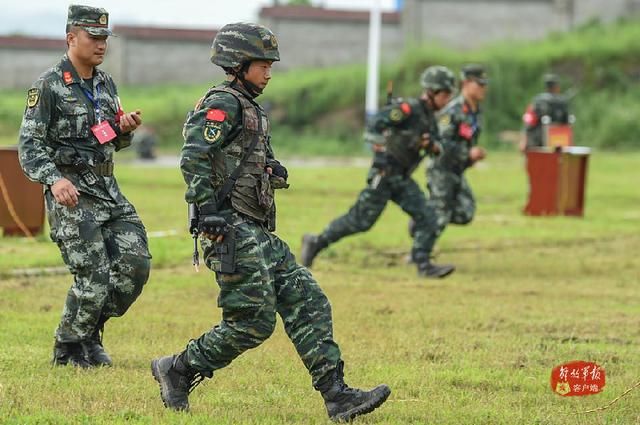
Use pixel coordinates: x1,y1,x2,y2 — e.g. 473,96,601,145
27,88,40,108
204,121,223,143
400,102,411,114
438,114,451,127
389,108,403,122
206,109,226,122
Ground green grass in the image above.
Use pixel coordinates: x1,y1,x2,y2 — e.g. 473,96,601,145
1,151,640,424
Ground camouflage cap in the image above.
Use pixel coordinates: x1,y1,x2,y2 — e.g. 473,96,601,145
210,22,280,68
67,4,112,36
461,64,488,85
420,65,456,92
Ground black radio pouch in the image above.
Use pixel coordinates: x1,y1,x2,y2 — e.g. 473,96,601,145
213,226,236,274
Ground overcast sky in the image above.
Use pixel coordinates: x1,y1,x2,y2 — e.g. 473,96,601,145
1,0,399,38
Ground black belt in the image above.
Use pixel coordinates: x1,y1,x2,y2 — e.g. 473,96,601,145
58,161,114,176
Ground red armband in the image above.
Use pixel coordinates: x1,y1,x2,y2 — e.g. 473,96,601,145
523,105,538,127
458,123,474,140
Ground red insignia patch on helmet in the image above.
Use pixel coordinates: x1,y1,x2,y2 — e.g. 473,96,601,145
459,123,474,140
400,102,411,114
206,109,226,122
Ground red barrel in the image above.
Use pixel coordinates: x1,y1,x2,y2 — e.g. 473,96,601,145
0,146,45,236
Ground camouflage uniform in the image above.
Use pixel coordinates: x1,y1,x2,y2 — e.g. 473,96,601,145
300,67,458,279
424,90,483,245
522,74,570,149
18,5,151,366
179,81,341,382
315,99,441,260
151,23,390,422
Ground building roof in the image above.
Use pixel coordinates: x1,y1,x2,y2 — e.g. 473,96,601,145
112,25,217,42
0,36,65,50
259,5,401,24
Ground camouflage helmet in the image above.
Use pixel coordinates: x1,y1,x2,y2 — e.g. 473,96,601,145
420,66,456,92
210,22,280,68
543,73,560,87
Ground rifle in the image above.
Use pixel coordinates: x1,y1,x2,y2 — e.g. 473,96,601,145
369,80,395,189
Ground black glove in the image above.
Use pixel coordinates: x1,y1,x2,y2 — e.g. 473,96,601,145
198,214,229,237
269,163,288,181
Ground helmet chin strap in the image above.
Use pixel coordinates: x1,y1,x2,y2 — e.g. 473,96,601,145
239,76,262,98
230,62,262,98
421,90,436,109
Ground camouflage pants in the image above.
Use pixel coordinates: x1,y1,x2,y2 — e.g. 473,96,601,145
187,218,342,388
45,191,151,343
319,169,439,259
424,167,475,244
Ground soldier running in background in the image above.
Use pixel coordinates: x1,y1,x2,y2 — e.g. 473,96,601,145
301,66,457,278
414,65,489,263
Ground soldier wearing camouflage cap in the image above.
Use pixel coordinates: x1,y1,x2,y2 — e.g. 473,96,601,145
150,22,390,422
66,4,113,36
18,4,150,368
300,65,456,278
419,64,489,264
520,73,571,151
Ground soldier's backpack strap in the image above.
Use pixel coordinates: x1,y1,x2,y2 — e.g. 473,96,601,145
210,87,264,210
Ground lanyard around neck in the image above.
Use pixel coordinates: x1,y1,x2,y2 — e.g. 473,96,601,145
81,83,102,123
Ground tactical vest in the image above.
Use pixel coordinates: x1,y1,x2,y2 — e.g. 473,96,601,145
385,98,433,171
535,93,569,124
207,85,274,223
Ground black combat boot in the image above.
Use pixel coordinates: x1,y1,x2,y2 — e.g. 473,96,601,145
52,340,92,368
413,252,455,278
300,234,327,268
83,322,112,367
417,260,455,278
317,361,391,422
151,351,211,411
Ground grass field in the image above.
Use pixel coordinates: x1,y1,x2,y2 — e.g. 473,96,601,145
1,151,639,424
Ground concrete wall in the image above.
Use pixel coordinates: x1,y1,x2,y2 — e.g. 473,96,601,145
572,0,635,25
0,31,225,89
262,17,403,70
403,0,638,48
404,0,562,48
0,49,63,89
108,38,223,85
1,2,639,89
